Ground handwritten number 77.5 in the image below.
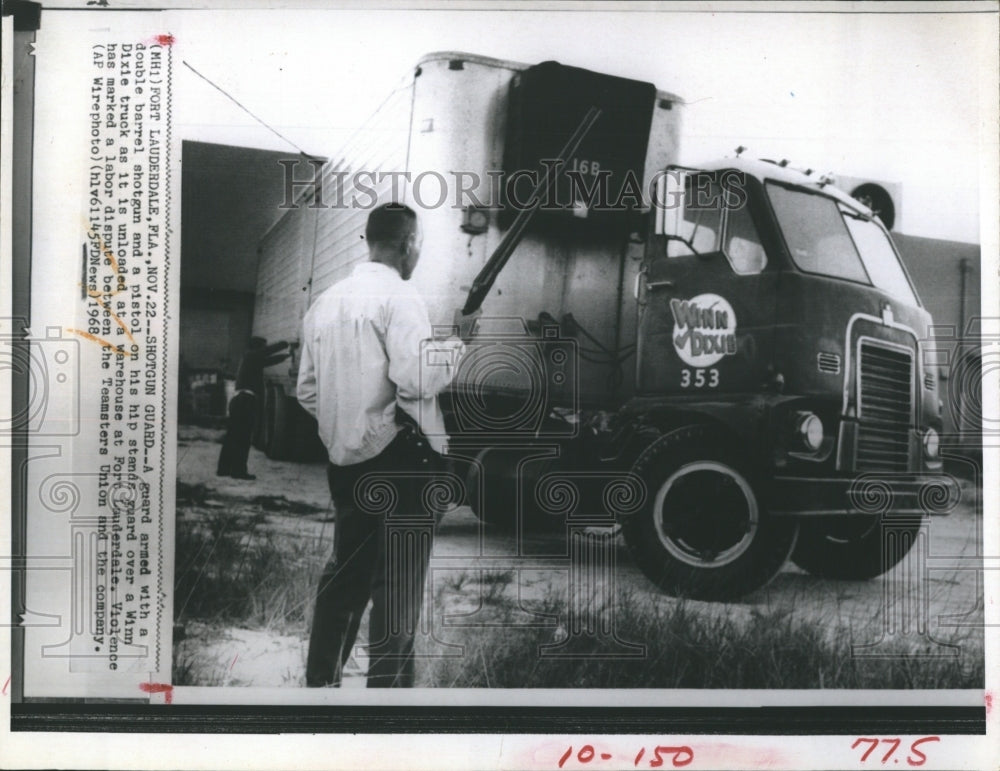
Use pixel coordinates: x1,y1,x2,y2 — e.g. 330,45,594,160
851,736,939,766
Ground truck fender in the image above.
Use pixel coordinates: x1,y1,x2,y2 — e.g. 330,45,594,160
622,400,770,463
626,421,757,510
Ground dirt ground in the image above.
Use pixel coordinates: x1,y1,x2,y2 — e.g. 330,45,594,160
174,425,985,688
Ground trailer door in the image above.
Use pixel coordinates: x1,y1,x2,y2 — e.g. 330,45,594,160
636,171,777,395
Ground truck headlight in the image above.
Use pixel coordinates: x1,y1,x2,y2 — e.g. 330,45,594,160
923,428,940,460
795,412,824,452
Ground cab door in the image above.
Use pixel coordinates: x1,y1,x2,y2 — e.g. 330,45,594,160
636,171,777,395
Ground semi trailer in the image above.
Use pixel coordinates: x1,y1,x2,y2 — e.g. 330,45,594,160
251,51,955,599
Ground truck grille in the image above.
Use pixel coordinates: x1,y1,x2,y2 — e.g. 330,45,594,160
857,341,913,471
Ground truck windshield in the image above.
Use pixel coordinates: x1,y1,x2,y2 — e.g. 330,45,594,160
766,182,918,305
842,210,918,305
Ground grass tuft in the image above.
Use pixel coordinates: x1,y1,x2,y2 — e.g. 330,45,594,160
174,500,328,636
419,586,984,689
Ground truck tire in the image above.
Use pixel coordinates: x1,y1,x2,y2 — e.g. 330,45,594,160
791,516,922,580
622,425,798,601
263,383,296,461
465,448,518,531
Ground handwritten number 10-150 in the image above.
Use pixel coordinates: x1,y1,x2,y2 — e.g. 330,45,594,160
558,744,693,768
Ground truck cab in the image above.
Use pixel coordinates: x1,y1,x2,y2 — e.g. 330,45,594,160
618,157,954,598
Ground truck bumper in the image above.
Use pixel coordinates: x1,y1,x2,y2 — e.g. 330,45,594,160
767,473,960,517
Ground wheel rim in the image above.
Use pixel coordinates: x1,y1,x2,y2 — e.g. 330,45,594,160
652,461,759,567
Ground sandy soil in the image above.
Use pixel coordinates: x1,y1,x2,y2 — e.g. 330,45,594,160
174,426,984,688
177,425,333,511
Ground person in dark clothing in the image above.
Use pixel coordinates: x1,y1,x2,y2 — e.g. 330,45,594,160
217,336,290,480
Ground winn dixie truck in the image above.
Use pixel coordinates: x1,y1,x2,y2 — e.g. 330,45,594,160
252,52,955,599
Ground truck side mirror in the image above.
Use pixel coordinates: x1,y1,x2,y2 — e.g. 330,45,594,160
655,169,687,238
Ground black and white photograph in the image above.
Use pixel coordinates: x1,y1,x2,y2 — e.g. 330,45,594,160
3,1,998,769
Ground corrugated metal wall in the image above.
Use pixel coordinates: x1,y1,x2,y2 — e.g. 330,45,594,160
252,79,415,352
310,82,415,298
253,204,309,347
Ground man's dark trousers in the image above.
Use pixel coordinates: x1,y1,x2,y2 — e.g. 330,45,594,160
306,430,438,688
217,391,256,477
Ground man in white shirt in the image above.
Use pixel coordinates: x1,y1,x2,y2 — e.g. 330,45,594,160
297,202,465,687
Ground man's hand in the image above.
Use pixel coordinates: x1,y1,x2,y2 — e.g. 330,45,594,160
428,336,465,364
452,307,482,342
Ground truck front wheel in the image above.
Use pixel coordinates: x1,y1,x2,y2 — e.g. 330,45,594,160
622,426,797,601
791,516,922,580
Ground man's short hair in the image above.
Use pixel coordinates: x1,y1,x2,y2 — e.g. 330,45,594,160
365,203,417,249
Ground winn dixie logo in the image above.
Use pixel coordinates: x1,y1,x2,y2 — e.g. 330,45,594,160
670,293,738,367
